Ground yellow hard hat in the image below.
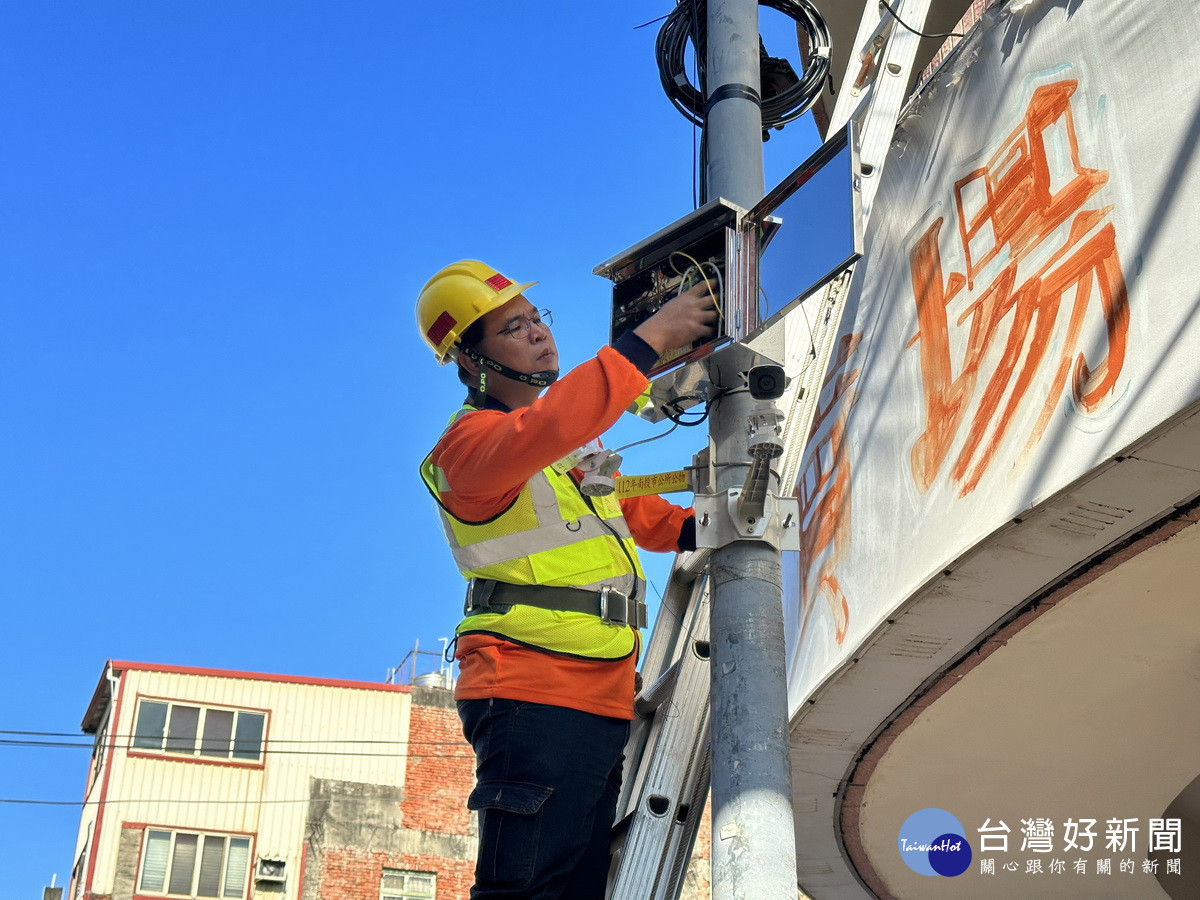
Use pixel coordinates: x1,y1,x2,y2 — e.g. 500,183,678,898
416,260,537,363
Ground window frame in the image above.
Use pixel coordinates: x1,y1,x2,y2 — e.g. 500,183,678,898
134,826,254,900
89,716,109,788
380,867,437,900
129,695,269,767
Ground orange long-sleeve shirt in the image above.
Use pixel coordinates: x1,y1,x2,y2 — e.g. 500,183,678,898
431,343,692,718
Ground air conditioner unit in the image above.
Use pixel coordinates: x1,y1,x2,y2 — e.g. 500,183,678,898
255,858,286,883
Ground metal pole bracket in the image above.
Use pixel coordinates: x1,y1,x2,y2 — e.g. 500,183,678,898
692,488,800,551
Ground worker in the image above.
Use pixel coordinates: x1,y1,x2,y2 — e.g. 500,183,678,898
418,259,716,899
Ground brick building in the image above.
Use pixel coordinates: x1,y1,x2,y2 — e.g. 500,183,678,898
299,684,476,899
70,660,711,899
71,661,474,900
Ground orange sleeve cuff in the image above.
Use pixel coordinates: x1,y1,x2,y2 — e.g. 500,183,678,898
620,493,694,554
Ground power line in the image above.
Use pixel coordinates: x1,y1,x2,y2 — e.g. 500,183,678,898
0,731,472,752
0,729,462,745
879,0,965,40
0,789,479,808
0,740,473,760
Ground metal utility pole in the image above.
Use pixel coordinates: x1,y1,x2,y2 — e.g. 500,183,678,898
704,1,798,898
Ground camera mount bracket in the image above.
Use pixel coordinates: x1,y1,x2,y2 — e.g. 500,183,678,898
692,484,801,552
686,358,800,551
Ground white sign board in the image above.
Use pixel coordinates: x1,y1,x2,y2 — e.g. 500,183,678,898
784,0,1200,712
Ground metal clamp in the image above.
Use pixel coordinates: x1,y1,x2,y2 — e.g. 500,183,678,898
692,489,801,552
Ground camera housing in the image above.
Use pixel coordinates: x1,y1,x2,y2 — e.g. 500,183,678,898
748,364,787,401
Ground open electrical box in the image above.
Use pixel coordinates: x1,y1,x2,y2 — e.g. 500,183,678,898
593,123,862,421
594,197,745,377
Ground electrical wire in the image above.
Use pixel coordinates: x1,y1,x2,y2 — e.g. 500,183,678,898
662,398,710,427
633,13,670,29
656,0,832,132
0,788,481,808
669,250,725,327
661,384,737,429
613,422,680,454
617,250,728,431
0,740,472,758
0,733,482,807
879,0,965,39
758,285,818,368
0,732,471,749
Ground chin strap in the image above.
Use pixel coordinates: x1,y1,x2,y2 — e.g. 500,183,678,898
459,344,559,390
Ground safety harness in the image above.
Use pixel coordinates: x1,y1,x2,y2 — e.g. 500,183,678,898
421,404,649,659
464,579,647,629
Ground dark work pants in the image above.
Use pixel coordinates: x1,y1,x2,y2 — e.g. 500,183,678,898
458,698,630,899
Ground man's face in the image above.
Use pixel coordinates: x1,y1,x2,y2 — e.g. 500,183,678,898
474,295,558,376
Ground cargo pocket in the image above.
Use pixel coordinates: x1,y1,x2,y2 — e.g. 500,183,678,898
467,780,554,890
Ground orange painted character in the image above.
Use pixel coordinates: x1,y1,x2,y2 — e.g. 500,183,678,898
908,79,1130,496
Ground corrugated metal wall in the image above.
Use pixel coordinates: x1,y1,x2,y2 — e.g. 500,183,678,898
88,666,411,897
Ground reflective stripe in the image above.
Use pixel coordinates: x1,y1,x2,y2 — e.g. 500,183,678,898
427,465,644,594
450,513,615,571
421,405,647,658
427,464,451,492
529,471,561,522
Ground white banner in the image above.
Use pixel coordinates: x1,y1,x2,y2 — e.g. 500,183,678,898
784,0,1200,712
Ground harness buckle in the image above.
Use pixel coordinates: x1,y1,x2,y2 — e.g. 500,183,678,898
599,586,647,629
598,585,621,626
463,578,499,616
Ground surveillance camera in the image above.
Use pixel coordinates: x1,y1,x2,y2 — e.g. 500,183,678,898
748,364,787,400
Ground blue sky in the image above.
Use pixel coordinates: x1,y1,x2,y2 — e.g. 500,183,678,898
1,3,819,893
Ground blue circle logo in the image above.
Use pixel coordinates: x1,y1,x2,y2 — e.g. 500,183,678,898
897,808,972,877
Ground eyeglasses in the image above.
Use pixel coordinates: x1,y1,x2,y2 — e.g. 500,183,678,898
496,309,553,340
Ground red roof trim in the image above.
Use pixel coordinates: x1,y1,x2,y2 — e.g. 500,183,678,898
108,660,412,693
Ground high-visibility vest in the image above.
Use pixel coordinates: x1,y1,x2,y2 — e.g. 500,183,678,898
420,406,646,660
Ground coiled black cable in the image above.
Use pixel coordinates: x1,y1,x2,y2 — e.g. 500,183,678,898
656,0,831,131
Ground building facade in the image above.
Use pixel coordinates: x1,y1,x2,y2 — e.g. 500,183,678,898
71,661,474,900
71,660,712,900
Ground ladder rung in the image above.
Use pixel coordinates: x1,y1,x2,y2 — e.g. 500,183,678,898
634,660,681,717
673,548,711,585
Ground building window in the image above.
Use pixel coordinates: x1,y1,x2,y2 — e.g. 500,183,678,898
381,868,436,900
72,846,87,900
90,718,107,785
137,829,251,899
132,699,265,762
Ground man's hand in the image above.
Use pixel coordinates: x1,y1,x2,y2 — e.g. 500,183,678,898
633,283,720,356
